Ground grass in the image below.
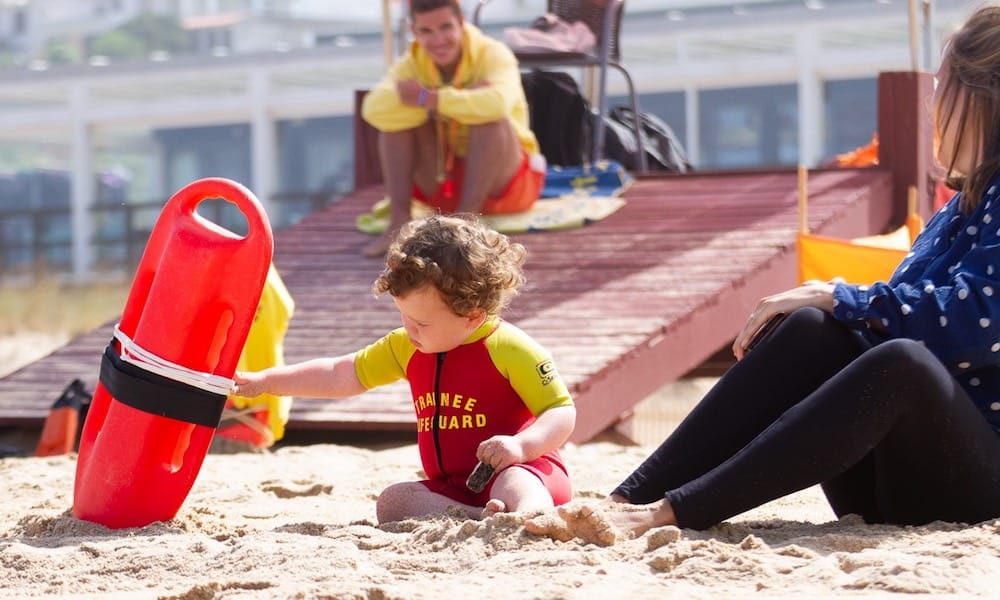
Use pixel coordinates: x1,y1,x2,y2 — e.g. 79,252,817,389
0,280,130,337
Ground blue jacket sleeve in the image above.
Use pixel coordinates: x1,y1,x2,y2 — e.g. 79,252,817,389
831,187,1000,375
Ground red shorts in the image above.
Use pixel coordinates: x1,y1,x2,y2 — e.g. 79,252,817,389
413,151,543,215
419,455,572,507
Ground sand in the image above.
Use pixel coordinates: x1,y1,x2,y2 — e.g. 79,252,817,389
2,333,998,599
2,439,999,600
0,332,69,379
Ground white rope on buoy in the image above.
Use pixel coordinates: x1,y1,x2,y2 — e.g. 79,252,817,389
112,325,234,397
220,406,276,447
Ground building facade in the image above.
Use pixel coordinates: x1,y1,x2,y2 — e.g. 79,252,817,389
0,0,978,281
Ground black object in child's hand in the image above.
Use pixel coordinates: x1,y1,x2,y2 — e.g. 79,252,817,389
466,461,496,493
747,313,786,352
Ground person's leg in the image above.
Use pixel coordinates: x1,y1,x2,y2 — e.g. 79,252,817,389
375,481,482,522
455,119,523,214
529,338,1000,542
819,452,880,522
613,307,869,503
664,338,1000,529
362,122,438,257
854,344,1000,526
482,466,555,517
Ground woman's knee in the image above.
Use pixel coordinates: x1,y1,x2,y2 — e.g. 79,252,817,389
859,338,955,402
754,307,864,365
771,307,843,344
780,306,826,331
865,338,943,375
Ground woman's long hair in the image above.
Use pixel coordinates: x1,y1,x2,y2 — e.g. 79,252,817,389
937,5,1000,213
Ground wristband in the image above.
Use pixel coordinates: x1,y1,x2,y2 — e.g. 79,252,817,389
417,88,429,107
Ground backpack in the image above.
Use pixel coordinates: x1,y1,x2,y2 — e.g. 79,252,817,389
521,70,592,167
602,106,692,173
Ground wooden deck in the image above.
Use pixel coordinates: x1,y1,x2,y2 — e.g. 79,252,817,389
0,167,895,442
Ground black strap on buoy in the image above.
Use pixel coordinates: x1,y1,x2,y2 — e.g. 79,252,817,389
99,344,227,428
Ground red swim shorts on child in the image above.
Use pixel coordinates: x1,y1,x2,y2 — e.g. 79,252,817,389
419,454,571,507
413,151,545,215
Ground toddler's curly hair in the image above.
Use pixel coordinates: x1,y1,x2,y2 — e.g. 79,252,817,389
373,215,526,317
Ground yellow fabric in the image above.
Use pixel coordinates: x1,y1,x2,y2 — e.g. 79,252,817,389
360,22,538,156
356,195,626,235
797,214,925,285
354,316,573,416
230,264,295,442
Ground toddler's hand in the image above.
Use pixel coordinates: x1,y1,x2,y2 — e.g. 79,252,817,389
476,435,525,471
231,371,267,398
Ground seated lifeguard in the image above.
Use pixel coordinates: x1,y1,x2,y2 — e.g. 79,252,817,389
360,0,544,257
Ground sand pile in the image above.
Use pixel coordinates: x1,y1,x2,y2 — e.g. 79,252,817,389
2,441,998,599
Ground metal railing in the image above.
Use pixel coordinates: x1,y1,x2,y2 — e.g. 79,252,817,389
0,189,338,280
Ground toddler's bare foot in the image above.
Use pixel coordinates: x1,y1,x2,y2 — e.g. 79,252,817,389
481,499,506,519
524,502,621,546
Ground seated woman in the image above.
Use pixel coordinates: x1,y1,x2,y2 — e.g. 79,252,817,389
527,5,1000,544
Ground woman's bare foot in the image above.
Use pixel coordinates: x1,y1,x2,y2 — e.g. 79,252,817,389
603,504,672,538
525,500,676,546
524,502,620,546
482,499,506,519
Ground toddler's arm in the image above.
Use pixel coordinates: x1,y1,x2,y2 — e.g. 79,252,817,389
477,405,576,470
233,354,365,399
518,405,576,459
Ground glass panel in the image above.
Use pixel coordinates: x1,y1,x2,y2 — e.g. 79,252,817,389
824,78,877,161
0,136,73,277
274,115,353,229
93,124,167,272
699,84,797,169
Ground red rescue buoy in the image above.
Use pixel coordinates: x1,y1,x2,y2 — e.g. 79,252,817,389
73,178,273,529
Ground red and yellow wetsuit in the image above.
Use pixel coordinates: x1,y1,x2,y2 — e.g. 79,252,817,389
354,316,573,505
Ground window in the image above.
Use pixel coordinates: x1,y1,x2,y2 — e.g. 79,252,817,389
824,78,877,161
275,116,353,228
13,9,26,35
699,84,798,169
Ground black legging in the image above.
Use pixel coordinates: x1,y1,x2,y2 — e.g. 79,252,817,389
613,307,1000,530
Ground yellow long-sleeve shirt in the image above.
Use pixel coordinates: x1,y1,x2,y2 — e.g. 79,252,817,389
361,22,538,159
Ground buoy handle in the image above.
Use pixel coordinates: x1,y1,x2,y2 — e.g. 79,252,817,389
173,177,271,243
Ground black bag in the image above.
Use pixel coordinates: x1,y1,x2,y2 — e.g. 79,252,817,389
602,106,691,173
521,70,592,167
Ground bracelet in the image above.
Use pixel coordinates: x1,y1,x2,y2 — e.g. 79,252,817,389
417,88,429,107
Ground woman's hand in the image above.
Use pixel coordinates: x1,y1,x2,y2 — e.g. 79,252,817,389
476,435,526,471
732,282,837,361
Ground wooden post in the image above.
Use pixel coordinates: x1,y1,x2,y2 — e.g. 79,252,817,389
353,90,383,190
381,0,393,69
908,0,920,71
877,71,935,226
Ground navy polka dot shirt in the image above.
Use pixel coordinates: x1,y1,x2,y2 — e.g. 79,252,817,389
832,174,1000,435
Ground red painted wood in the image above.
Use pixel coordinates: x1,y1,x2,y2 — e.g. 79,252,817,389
877,72,936,223
0,168,895,442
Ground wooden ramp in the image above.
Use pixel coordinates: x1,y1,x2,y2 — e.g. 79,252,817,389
0,167,894,442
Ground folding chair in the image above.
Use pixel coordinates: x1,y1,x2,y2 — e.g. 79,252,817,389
474,0,648,171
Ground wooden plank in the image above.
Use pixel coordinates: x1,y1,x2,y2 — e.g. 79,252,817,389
0,168,895,442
